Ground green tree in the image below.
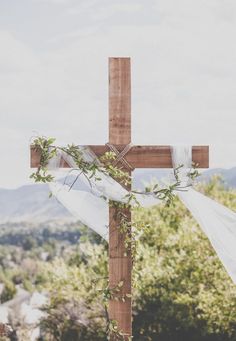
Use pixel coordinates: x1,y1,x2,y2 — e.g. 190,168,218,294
0,279,16,303
132,178,236,340
39,178,236,341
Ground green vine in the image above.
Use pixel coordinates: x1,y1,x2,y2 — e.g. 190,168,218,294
30,137,56,183
94,279,132,340
30,137,131,186
30,136,200,340
30,135,199,265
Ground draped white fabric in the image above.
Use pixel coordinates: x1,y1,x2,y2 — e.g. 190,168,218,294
48,145,236,283
48,148,160,241
171,146,236,284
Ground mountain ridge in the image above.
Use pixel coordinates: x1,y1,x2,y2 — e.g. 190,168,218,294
0,168,235,224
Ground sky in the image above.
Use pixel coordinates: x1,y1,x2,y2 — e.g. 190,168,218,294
0,0,236,188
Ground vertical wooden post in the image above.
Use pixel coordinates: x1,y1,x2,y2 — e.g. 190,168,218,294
108,57,132,338
109,58,131,144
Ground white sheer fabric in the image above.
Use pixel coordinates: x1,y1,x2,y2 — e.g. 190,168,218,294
50,181,109,240
171,146,236,284
48,148,159,241
48,145,236,284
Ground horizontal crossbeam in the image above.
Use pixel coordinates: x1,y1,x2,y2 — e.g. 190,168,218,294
30,145,209,169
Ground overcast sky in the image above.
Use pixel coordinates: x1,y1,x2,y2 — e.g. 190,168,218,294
0,0,235,188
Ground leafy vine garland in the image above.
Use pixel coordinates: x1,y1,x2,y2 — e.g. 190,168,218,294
30,136,199,340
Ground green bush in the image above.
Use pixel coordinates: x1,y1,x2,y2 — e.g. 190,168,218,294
40,178,236,340
0,279,16,303
132,178,236,340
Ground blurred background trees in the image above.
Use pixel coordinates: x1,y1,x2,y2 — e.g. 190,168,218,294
0,177,236,340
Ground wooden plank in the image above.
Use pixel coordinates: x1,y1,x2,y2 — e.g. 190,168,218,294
109,255,132,334
109,57,132,339
109,206,131,259
108,301,132,336
121,145,209,168
31,145,209,168
109,57,131,145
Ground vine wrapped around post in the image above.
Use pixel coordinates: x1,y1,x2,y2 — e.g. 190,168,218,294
30,136,200,340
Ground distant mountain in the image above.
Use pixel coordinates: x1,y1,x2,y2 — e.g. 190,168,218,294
0,184,72,224
0,168,235,224
199,167,236,188
134,167,236,189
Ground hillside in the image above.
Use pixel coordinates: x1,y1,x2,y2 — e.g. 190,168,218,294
0,184,72,224
0,168,235,224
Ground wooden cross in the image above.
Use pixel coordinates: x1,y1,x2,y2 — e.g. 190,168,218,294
30,57,209,339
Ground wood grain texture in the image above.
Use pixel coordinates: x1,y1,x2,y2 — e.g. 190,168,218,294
108,194,132,339
109,206,131,259
31,145,209,168
109,295,132,336
109,58,132,339
109,57,131,145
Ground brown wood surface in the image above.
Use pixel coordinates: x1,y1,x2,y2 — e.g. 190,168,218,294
108,58,132,339
109,205,132,338
109,57,131,145
31,145,209,169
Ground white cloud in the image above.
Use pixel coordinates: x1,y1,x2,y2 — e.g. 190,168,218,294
0,0,236,188
0,31,38,72
33,0,71,4
68,2,143,16
89,3,144,21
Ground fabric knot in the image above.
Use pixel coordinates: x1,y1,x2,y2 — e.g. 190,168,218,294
171,145,193,187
